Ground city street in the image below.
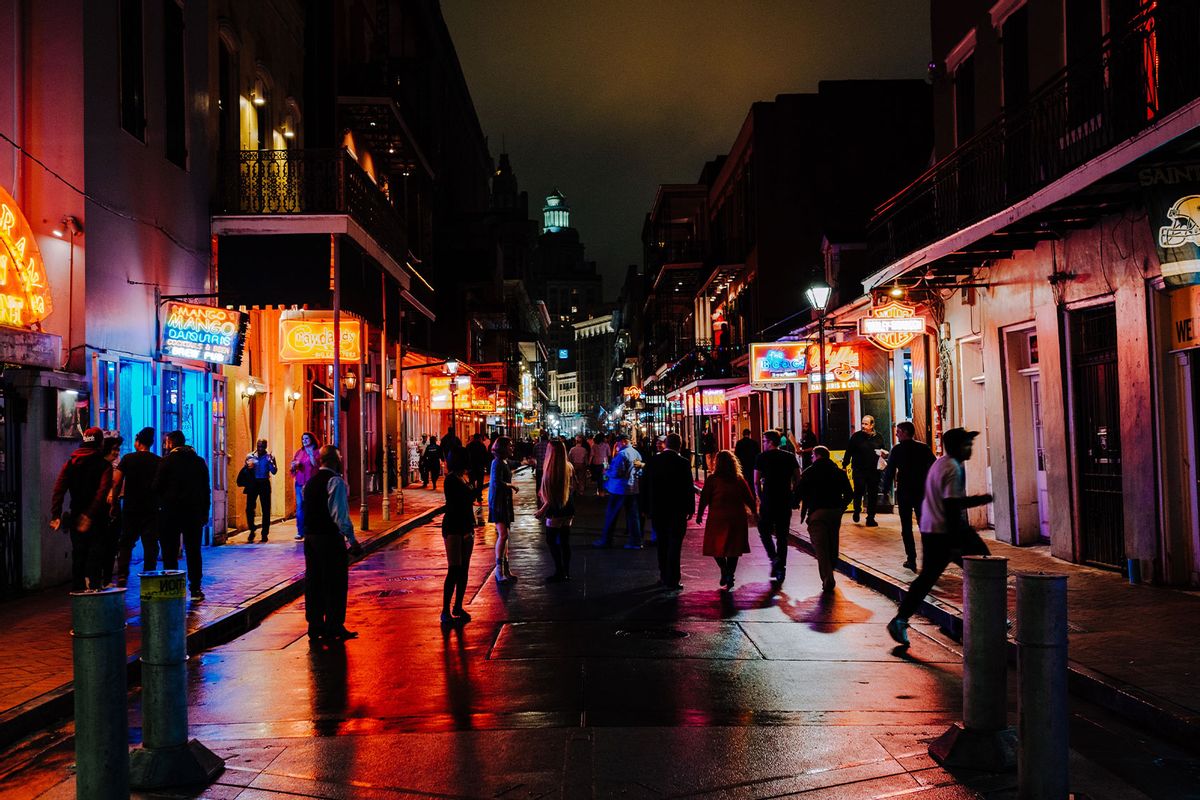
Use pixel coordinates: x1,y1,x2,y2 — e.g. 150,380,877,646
2,471,1185,799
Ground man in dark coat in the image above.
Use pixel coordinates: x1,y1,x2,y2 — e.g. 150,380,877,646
153,430,211,601
640,433,695,590
733,428,761,496
882,421,936,571
466,433,491,503
303,445,363,641
797,446,854,592
111,427,162,586
50,427,114,590
842,415,887,526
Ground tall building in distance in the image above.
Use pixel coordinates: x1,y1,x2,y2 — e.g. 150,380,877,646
531,190,603,324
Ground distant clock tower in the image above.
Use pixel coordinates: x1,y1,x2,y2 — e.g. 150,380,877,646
542,190,571,233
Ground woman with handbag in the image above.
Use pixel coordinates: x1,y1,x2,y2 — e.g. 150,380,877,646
488,436,518,583
536,440,575,583
696,450,757,590
440,448,475,624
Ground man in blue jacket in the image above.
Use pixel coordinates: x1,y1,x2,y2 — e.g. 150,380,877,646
594,433,644,549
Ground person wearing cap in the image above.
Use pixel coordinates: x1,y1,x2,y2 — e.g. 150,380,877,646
795,445,853,592
594,432,643,548
154,430,212,601
887,427,993,647
50,427,116,591
111,427,161,586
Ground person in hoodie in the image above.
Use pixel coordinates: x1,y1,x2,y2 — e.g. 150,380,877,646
50,427,116,591
153,430,212,601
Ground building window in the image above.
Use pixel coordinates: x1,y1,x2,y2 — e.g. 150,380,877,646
218,41,236,150
163,0,186,166
119,0,146,140
1000,4,1030,109
954,53,976,144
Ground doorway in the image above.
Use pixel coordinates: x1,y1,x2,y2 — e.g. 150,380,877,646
0,384,21,598
1070,304,1125,569
1030,374,1051,541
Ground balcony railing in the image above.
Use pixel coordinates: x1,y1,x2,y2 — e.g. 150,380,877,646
218,148,407,264
869,0,1200,268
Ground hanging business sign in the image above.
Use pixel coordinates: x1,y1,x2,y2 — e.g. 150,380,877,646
430,375,472,410
807,343,861,391
161,302,249,365
1170,284,1200,352
700,387,726,414
749,342,808,383
0,184,54,329
1140,163,1200,286
470,361,506,385
858,300,927,351
623,385,643,399
279,317,362,363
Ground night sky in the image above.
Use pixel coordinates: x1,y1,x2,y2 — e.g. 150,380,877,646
442,1,931,298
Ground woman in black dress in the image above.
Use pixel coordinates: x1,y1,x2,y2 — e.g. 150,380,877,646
441,447,475,624
488,436,518,583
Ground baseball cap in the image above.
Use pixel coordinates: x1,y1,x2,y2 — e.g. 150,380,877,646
942,427,980,450
82,427,104,445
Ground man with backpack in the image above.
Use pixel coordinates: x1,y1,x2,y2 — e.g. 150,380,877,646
594,433,643,548
50,427,115,591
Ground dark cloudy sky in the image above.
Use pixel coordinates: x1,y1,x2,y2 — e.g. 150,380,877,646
442,1,931,298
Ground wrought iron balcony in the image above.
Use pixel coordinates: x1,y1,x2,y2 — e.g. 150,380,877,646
869,0,1200,268
217,148,407,264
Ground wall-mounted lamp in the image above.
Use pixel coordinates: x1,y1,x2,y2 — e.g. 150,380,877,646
343,371,358,391
53,216,82,238
241,378,267,400
287,388,302,405
889,284,905,299
364,381,381,394
445,358,459,376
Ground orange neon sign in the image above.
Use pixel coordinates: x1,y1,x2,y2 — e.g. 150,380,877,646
0,185,53,329
279,318,362,362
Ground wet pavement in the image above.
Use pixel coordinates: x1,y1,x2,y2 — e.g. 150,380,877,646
2,472,1192,798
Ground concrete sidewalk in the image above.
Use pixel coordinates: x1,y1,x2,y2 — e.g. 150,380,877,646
783,507,1200,748
0,484,452,749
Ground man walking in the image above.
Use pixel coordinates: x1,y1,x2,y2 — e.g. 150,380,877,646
589,434,611,496
734,428,761,496
154,431,211,601
303,445,363,641
796,446,853,593
594,433,643,548
882,421,936,571
842,415,887,526
641,433,694,589
699,425,717,474
887,428,993,647
50,427,114,591
245,439,277,542
798,422,818,469
466,433,491,503
111,427,161,586
442,426,462,454
754,430,801,583
568,435,589,494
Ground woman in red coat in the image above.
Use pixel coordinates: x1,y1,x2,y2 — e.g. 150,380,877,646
696,450,758,590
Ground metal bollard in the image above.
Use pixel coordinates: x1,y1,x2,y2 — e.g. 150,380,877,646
929,556,1016,770
71,588,129,800
1017,572,1069,799
128,571,224,789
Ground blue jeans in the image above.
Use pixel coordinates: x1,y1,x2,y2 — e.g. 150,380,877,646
295,483,305,536
600,493,642,545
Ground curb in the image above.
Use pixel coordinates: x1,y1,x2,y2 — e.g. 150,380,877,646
0,494,449,751
783,529,1200,753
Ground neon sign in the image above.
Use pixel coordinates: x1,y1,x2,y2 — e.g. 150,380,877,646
161,302,248,365
0,185,53,329
430,376,472,410
700,388,726,414
859,300,926,351
807,344,861,391
749,342,808,383
279,318,362,362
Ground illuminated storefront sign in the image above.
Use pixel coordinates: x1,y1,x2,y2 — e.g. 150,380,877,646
1170,284,1200,351
430,375,472,410
807,344,861,391
279,318,362,362
521,371,534,410
1141,165,1200,285
858,300,926,351
623,385,643,399
161,302,248,365
0,185,53,329
749,342,808,383
700,388,726,414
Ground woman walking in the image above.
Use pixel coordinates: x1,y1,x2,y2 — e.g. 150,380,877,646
537,440,575,582
289,432,321,541
696,450,757,590
488,436,519,583
440,448,475,624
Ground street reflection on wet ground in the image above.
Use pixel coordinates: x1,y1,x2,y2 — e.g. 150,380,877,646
8,470,1174,798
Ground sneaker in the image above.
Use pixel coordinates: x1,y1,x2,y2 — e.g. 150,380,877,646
887,617,910,647
623,542,643,550
190,590,206,602
852,512,861,523
247,533,256,543
261,535,269,542
294,533,304,541
865,519,879,527
902,560,917,572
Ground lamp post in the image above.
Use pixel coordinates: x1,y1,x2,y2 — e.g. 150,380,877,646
445,358,459,437
805,282,832,443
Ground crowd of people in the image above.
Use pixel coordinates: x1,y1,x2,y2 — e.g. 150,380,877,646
432,420,993,654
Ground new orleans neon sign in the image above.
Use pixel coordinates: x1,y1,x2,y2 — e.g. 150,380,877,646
0,185,53,329
858,300,926,351
279,318,362,362
162,302,249,365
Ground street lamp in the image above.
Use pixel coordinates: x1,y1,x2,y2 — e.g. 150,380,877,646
444,358,460,435
805,282,832,444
